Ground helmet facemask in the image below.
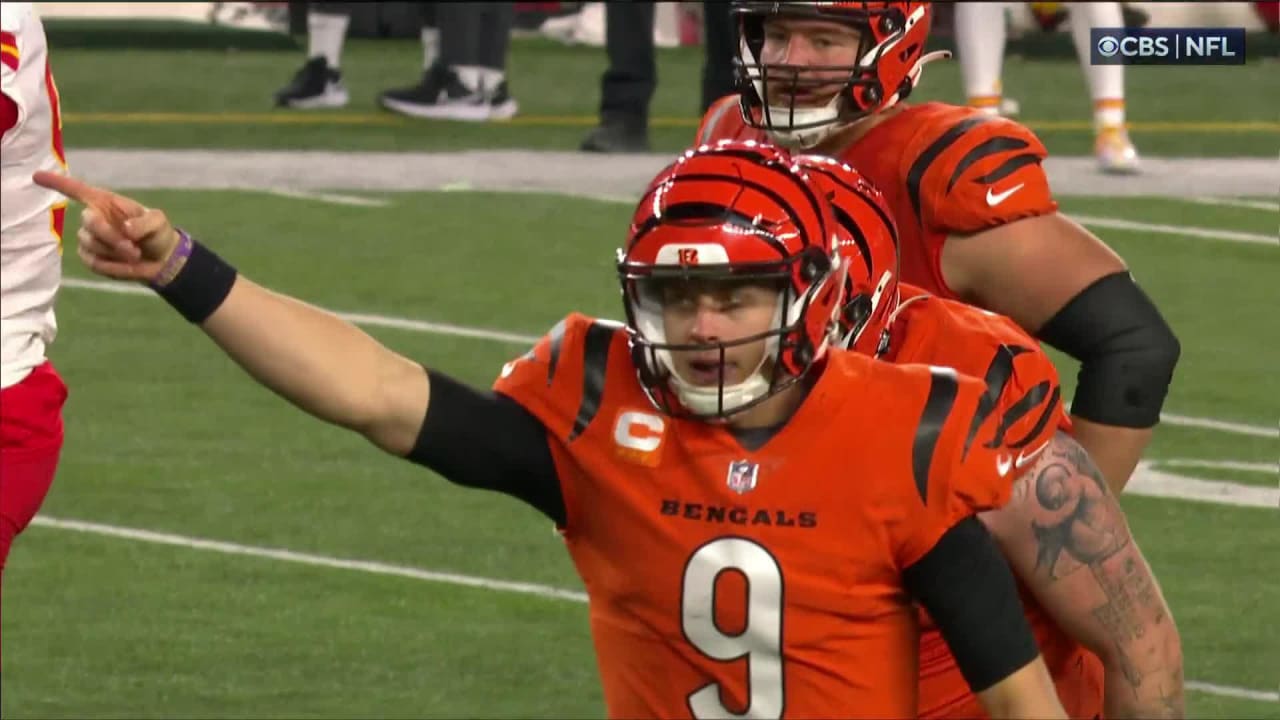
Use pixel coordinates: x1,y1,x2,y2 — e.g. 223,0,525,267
618,248,845,423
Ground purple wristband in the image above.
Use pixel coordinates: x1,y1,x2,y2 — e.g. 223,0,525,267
149,228,195,290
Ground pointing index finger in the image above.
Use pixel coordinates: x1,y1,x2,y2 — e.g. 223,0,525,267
33,170,106,206
33,171,144,229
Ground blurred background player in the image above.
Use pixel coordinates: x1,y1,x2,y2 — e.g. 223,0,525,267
954,2,1140,174
578,2,737,153
274,2,518,122
1,1,69,595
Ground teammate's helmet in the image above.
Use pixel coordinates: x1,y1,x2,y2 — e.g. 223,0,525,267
617,140,848,420
733,1,944,149
795,154,899,356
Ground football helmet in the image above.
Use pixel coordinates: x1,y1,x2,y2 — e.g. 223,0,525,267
794,154,899,356
617,140,848,420
733,1,947,149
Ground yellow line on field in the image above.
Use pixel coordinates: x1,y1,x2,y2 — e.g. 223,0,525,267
62,111,1280,133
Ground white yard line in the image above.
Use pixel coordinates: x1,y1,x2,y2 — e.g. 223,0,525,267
30,516,588,603
1185,681,1280,703
1159,413,1278,439
1159,459,1279,474
61,277,1276,441
1183,197,1280,213
60,277,539,345
1069,215,1276,246
29,514,1277,704
259,188,391,208
1127,462,1278,509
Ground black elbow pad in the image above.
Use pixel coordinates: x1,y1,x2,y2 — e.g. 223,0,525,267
1037,271,1181,428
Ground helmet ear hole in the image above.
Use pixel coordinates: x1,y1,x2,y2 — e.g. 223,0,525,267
896,77,914,101
859,82,883,108
878,13,899,35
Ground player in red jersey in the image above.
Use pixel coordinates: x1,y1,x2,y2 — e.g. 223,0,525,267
2,2,69,605
40,141,1068,718
795,151,1184,719
695,1,1181,494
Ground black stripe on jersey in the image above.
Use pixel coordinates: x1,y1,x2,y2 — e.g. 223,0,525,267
946,136,1031,193
913,368,960,503
544,317,568,386
1006,385,1062,449
984,381,1051,449
962,345,1031,459
568,321,618,441
972,153,1042,185
907,116,991,225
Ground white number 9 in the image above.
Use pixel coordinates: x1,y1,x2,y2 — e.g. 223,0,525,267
681,537,785,719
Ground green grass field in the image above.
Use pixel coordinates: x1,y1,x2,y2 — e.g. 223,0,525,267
2,30,1278,720
49,36,1280,156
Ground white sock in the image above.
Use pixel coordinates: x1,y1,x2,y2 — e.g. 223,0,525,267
455,65,484,94
1066,2,1126,128
307,11,350,70
479,68,505,93
421,27,440,69
954,2,1009,115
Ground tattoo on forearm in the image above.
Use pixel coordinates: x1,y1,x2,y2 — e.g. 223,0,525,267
1030,442,1126,580
1024,437,1182,714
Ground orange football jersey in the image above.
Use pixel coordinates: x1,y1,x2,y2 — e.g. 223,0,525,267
494,313,1020,719
696,98,1059,300
886,284,1103,720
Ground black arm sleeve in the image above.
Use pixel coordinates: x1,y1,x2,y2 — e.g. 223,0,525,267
1036,270,1181,428
404,368,566,526
903,516,1040,693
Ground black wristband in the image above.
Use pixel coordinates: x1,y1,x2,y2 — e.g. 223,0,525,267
151,230,238,324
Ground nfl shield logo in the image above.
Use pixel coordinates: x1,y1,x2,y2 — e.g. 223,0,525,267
725,460,759,495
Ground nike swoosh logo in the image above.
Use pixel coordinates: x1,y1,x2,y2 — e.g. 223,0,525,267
1015,439,1051,469
986,183,1025,206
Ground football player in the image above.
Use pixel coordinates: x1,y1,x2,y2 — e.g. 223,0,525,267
695,1,1181,494
39,142,1067,718
798,153,1184,719
954,2,1140,173
1,2,69,594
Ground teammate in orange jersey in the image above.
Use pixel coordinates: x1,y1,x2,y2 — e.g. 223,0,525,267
1,2,70,597
40,141,1066,718
797,152,1184,719
696,1,1181,494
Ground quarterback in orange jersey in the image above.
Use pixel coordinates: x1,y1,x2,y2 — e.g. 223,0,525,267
696,1,1182,494
42,141,1067,718
797,153,1184,719
1,2,69,599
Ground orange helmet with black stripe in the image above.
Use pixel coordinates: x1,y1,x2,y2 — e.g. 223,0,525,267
795,154,900,357
617,140,848,420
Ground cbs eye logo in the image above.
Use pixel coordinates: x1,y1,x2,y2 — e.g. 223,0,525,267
1096,35,1122,57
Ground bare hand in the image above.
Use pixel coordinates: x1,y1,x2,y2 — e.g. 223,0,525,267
33,171,182,283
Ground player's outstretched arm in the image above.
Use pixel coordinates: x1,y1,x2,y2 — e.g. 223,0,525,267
903,517,1067,719
35,171,429,456
980,432,1185,719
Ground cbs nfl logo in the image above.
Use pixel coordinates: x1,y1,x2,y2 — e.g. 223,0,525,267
1092,27,1246,66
